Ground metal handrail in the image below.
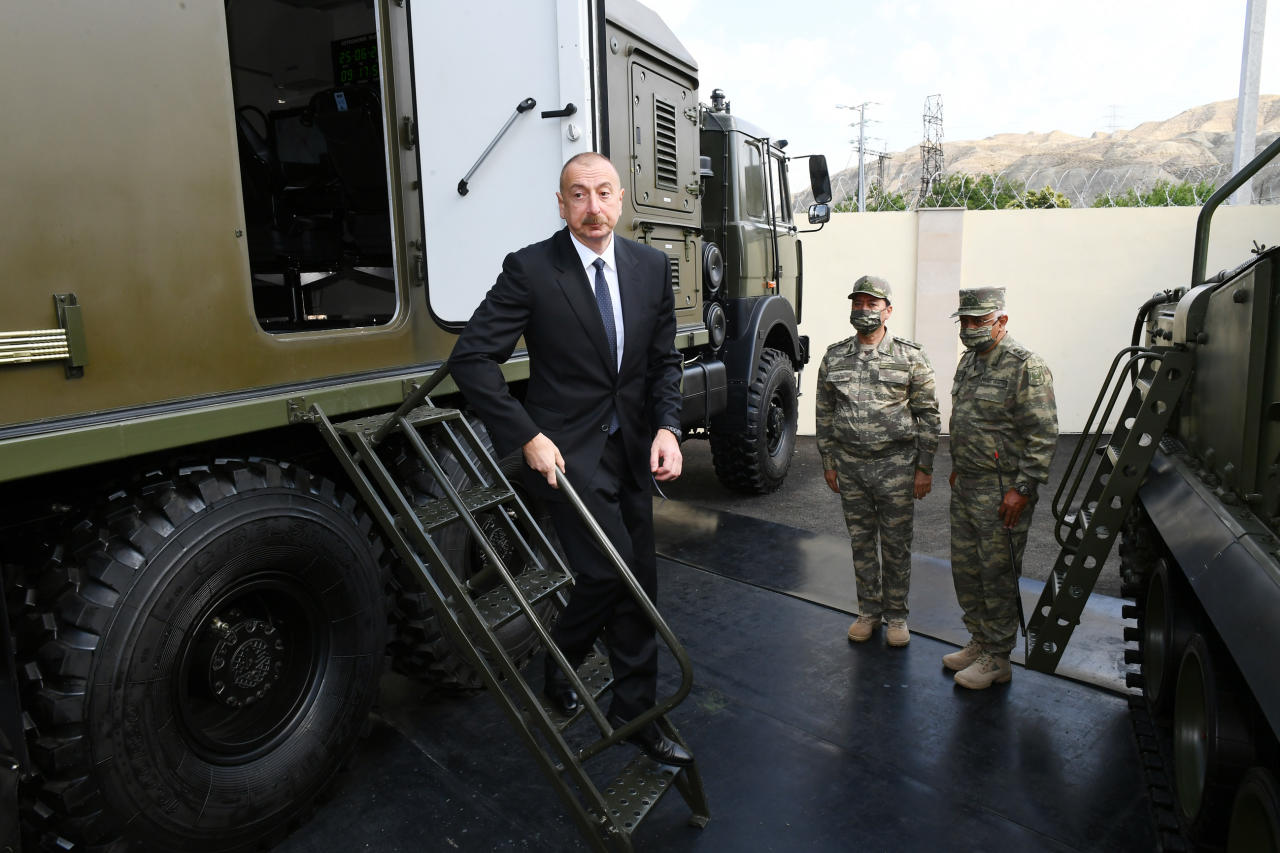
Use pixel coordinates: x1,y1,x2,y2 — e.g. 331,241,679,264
396,398,694,757
1051,347,1163,547
1191,133,1280,286
371,360,453,445
552,468,696,761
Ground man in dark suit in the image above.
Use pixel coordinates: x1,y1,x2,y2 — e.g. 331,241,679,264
449,152,690,766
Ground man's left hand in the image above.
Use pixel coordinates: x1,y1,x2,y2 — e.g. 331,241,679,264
998,489,1029,528
914,470,933,500
650,429,683,481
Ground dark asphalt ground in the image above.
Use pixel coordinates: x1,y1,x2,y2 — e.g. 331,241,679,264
662,433,1123,599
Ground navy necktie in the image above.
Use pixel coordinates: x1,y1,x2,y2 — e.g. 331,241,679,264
593,258,618,368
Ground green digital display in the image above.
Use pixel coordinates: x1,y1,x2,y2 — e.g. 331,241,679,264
332,34,378,86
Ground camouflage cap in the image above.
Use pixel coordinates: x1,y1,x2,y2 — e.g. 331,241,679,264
848,274,892,302
951,286,1006,317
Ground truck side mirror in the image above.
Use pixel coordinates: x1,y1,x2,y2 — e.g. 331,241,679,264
809,155,832,204
807,203,831,225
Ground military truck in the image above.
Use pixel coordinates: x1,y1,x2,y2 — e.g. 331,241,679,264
0,1,830,849
1022,141,1280,850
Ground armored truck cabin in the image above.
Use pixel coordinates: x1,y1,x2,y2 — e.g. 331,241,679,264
0,0,829,850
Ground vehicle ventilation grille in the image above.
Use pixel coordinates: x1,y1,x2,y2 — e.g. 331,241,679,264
654,98,679,189
668,255,680,290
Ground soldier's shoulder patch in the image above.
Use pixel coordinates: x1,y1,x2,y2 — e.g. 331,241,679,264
827,334,856,351
1005,343,1031,361
1025,354,1052,386
893,336,923,350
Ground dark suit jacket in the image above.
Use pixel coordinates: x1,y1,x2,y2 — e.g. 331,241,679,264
449,227,682,497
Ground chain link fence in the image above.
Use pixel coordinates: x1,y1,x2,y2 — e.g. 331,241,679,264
819,160,1280,212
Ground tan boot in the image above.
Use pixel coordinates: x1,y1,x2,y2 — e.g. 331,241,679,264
885,619,910,647
942,639,983,671
847,616,881,643
954,652,1013,689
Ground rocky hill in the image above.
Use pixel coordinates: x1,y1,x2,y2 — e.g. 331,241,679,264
809,96,1280,209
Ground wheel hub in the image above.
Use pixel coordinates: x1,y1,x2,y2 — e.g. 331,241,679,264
208,610,285,709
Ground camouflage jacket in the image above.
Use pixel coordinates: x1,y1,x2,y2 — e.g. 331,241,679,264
949,334,1058,486
816,331,941,471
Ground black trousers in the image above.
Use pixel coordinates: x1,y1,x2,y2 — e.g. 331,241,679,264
546,430,658,720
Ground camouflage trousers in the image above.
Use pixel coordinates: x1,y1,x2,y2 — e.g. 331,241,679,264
949,471,1038,658
834,444,917,620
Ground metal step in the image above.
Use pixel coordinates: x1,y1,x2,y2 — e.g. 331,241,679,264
333,403,459,437
595,756,683,835
473,565,572,630
410,486,511,530
1136,376,1153,400
544,651,615,729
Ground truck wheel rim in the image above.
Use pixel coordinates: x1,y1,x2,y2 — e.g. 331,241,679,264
1174,642,1211,820
175,572,327,763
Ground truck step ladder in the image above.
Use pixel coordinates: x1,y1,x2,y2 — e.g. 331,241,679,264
1025,346,1192,673
300,367,709,851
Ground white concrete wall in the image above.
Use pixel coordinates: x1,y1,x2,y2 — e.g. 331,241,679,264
797,204,1280,434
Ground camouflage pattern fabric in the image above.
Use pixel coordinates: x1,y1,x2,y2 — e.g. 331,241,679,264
950,472,1036,656
817,333,940,619
949,333,1058,658
949,335,1057,485
816,334,941,470
835,446,917,619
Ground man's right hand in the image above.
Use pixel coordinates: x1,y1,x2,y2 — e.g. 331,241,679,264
523,432,565,488
949,470,957,488
824,469,840,493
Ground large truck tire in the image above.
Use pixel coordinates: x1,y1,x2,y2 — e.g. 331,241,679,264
388,417,558,691
710,346,798,494
1228,766,1280,853
1173,632,1254,840
11,460,389,852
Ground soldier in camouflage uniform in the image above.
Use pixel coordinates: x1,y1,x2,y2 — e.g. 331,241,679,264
817,275,941,648
945,286,1058,689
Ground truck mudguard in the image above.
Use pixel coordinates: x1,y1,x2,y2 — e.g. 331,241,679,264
1140,450,1280,742
711,295,802,432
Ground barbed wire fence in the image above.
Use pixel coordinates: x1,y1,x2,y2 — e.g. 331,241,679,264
814,161,1280,212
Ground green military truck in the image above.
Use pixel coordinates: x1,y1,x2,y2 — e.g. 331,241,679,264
0,0,830,849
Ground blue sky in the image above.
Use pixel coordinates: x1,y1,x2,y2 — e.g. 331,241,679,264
644,0,1280,170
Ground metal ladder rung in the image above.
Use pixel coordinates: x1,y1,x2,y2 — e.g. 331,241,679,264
1105,445,1120,467
594,757,683,835
544,651,615,729
410,486,512,530
1135,376,1153,399
333,403,459,437
473,565,572,630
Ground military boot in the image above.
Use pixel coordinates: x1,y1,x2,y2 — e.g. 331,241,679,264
885,619,910,647
954,652,1012,689
847,616,881,643
942,639,983,671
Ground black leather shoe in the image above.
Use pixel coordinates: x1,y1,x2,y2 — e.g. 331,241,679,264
543,658,580,716
608,713,694,767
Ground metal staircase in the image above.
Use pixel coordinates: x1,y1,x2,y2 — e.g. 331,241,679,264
1025,345,1192,673
301,366,709,851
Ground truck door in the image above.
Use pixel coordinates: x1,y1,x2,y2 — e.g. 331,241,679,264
410,0,598,327
768,148,800,312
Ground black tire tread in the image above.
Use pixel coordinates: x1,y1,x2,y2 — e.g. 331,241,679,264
10,459,389,853
709,346,797,495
